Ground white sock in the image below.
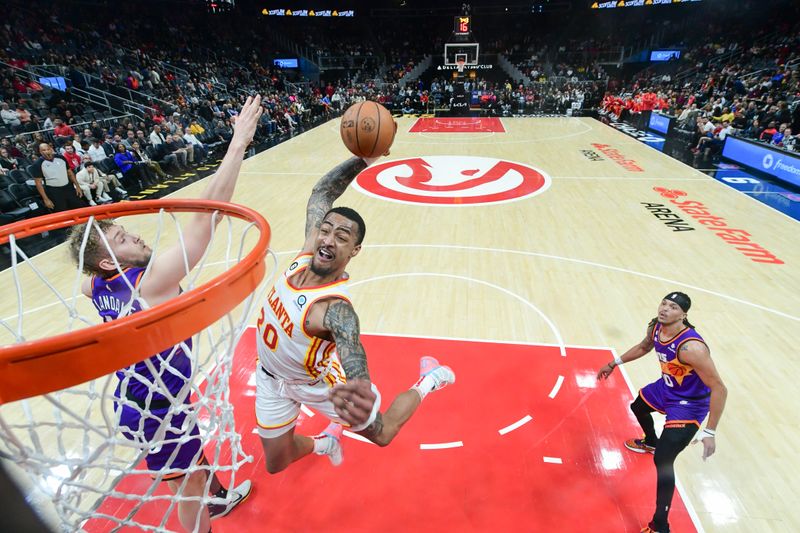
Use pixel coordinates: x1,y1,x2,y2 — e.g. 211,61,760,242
411,374,436,401
312,435,330,455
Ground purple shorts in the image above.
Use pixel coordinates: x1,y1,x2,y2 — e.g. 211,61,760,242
640,379,710,429
116,400,202,480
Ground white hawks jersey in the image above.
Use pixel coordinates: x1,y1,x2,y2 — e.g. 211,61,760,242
256,254,349,385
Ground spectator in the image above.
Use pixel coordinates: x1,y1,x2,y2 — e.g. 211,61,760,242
4,137,27,159
771,123,789,146
87,138,108,163
82,154,128,196
783,129,797,151
0,147,20,172
61,144,82,171
691,117,715,153
181,127,208,162
75,161,112,205
29,143,85,213
101,135,116,158
131,141,169,180
57,134,84,159
149,141,182,173
188,119,205,136
24,132,44,153
122,130,137,150
149,124,166,146
164,134,190,168
132,130,147,147
15,102,32,125
759,121,778,142
213,119,232,142
113,143,152,189
53,119,77,144
171,129,196,163
199,100,215,122
1,102,21,126
163,114,179,134
89,120,104,140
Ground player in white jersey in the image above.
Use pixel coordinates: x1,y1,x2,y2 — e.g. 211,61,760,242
255,156,456,473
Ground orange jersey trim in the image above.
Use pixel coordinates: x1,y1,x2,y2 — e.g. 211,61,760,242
639,391,665,414
155,455,205,481
655,325,689,345
133,269,145,289
257,412,300,430
103,267,132,282
664,419,701,429
304,337,323,379
286,268,351,292
299,293,352,339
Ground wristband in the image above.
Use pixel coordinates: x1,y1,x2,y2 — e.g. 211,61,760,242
700,428,716,439
613,356,623,366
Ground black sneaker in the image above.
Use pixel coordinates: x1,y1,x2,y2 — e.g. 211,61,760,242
208,480,252,519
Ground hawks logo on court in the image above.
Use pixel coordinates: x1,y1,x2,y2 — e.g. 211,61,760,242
353,156,551,206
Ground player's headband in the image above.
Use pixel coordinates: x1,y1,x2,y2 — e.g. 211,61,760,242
664,292,691,312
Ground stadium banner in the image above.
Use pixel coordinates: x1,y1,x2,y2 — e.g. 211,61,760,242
722,136,800,188
261,9,355,16
591,0,703,8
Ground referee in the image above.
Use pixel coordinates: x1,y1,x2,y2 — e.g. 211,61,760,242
31,142,85,213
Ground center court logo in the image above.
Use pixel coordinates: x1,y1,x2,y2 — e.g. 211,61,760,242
353,156,551,206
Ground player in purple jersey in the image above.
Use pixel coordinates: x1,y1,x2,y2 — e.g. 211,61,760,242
67,96,264,533
597,292,728,533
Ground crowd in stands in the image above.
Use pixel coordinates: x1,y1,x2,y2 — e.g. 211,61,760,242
600,22,800,157
4,0,800,232
595,0,800,158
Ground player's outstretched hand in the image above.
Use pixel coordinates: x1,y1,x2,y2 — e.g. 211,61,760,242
231,94,263,147
692,434,717,461
362,152,387,167
596,363,615,381
329,378,376,427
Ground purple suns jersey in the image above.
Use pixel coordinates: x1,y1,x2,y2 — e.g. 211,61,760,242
91,267,192,403
651,322,710,400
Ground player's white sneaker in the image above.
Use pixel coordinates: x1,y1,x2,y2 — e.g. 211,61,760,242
208,479,252,520
317,422,343,466
420,356,456,391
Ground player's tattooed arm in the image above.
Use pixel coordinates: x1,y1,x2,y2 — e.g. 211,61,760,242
305,157,367,238
324,299,370,380
359,412,385,442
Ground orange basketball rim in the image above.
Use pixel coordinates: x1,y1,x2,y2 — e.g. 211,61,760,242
0,200,271,404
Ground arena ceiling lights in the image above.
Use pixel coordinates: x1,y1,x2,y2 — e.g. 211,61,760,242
591,0,703,8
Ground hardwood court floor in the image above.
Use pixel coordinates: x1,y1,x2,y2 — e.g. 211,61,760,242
1,117,798,532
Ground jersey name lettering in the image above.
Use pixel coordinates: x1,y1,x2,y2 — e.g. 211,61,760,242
268,286,294,337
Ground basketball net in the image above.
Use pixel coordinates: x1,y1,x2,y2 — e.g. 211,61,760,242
0,203,275,532
456,59,466,75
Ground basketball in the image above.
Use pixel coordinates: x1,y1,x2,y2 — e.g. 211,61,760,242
340,101,397,158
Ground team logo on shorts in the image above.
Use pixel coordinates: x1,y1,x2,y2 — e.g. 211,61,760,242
353,156,551,206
